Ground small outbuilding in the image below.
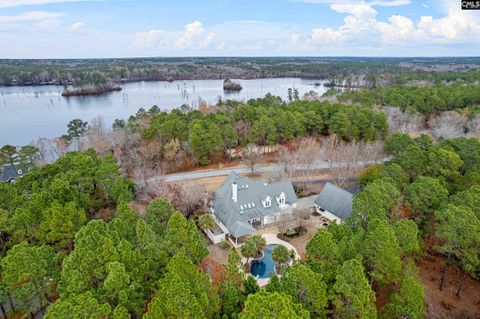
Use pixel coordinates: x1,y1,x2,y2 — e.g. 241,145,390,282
314,182,353,223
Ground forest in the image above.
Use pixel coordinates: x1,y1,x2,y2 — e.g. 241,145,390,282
1,68,480,318
1,131,480,318
1,57,480,87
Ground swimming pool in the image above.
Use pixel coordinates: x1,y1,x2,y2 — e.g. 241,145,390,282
250,244,278,279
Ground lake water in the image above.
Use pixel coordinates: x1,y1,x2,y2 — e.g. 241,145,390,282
0,78,326,146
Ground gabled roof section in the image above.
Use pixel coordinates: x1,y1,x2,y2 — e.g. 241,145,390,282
213,172,298,238
314,182,353,220
0,164,25,183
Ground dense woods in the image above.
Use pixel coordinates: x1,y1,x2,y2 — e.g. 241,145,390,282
119,95,387,169
1,57,479,87
1,56,480,318
340,83,480,115
1,132,479,318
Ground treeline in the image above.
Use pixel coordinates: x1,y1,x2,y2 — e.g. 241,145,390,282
1,57,479,87
117,95,387,166
340,83,480,115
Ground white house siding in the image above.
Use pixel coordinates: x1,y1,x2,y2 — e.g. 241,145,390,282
205,228,225,244
263,213,281,225
314,205,342,224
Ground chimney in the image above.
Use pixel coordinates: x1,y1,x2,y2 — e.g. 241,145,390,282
232,182,238,202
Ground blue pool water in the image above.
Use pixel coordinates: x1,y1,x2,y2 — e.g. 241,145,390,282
250,244,278,279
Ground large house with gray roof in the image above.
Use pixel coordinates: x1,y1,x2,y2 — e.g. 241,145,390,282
314,182,353,223
211,172,298,244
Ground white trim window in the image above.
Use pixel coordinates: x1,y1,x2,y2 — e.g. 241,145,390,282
262,195,272,208
276,192,286,207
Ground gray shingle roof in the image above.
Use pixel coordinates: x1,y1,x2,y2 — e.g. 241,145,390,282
0,164,25,183
213,172,298,238
314,182,353,220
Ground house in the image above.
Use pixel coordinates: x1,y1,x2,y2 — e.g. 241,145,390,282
0,164,29,183
211,172,298,245
314,182,353,223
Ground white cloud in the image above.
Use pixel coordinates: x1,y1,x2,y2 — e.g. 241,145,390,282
175,21,215,49
70,21,85,29
0,11,64,23
132,21,216,52
0,0,102,8
294,0,410,6
299,0,480,50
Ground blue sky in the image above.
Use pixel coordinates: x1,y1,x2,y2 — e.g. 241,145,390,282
0,0,479,58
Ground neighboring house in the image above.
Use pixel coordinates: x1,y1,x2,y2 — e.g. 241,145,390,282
212,172,298,245
314,182,353,223
0,164,29,183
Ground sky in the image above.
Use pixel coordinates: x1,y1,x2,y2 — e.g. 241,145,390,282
0,0,479,58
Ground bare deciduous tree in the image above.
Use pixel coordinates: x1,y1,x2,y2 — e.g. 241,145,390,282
296,137,321,188
323,135,362,187
430,111,467,139
294,208,310,229
51,136,68,158
243,144,261,174
384,106,425,135
35,137,51,165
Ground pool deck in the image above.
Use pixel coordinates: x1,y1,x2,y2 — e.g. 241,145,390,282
242,233,300,287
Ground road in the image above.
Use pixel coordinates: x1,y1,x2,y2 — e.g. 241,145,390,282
148,159,378,183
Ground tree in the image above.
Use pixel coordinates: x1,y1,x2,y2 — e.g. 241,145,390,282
17,145,39,168
0,144,17,166
427,147,463,187
241,240,257,266
244,275,259,295
220,248,245,317
271,245,290,271
275,264,328,317
163,211,208,263
240,290,310,319
144,198,175,235
351,178,400,231
331,259,377,319
67,119,88,151
144,251,219,319
392,219,421,257
449,185,480,219
45,292,111,319
405,176,448,220
249,235,267,254
58,220,119,297
435,204,480,296
243,144,261,174
198,213,216,230
363,221,403,286
1,242,58,316
306,229,342,282
37,201,87,251
381,263,425,319
384,133,414,156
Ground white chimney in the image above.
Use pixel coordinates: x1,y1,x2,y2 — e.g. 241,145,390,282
232,182,238,202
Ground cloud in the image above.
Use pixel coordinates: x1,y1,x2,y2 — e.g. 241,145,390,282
294,0,411,6
70,21,85,29
132,21,216,52
299,0,480,50
175,21,215,49
0,0,103,8
0,11,64,23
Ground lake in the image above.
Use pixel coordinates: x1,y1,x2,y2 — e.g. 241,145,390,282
0,78,326,146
